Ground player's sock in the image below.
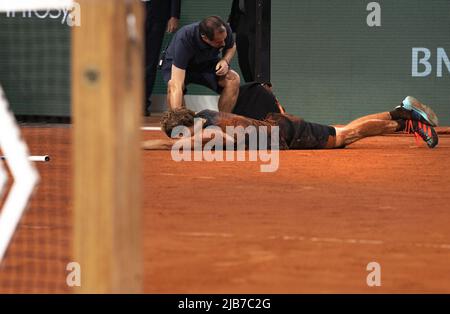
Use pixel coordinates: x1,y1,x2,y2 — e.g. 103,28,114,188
390,97,439,126
395,119,406,131
389,106,411,121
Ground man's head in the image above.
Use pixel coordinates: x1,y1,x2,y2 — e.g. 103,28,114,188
160,108,196,137
199,16,228,49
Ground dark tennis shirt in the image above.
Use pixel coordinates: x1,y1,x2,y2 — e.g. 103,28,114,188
232,83,281,120
195,110,335,150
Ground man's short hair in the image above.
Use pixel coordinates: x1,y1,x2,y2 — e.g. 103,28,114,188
160,108,196,137
199,16,227,41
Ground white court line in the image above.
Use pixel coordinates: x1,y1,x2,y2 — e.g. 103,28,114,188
180,232,234,238
178,232,450,250
159,173,215,180
141,126,161,131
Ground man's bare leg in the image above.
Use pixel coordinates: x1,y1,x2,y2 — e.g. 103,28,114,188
335,119,400,147
343,96,439,130
343,112,392,129
217,70,240,112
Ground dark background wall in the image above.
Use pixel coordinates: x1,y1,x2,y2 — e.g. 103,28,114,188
271,0,450,124
0,14,71,116
1,1,449,125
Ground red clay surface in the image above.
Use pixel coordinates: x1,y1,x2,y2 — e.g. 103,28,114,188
1,126,450,293
143,130,450,293
0,127,71,293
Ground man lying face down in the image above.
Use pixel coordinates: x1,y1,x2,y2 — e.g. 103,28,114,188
142,96,438,150
142,96,439,151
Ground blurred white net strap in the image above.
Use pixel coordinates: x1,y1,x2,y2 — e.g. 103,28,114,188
0,86,39,263
0,0,75,293
0,0,143,294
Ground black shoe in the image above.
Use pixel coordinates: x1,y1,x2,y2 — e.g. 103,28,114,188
392,96,439,126
401,119,439,148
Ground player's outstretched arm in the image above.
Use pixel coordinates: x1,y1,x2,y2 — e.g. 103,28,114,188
141,139,177,150
142,130,237,150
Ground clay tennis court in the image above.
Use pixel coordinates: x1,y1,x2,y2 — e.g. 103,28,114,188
0,123,449,293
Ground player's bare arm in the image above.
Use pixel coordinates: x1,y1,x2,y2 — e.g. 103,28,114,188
142,129,237,150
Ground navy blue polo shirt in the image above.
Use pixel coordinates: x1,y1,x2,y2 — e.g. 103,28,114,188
163,22,234,73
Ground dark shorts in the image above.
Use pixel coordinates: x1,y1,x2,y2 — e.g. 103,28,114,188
263,113,336,150
287,121,336,150
291,121,336,149
161,61,223,94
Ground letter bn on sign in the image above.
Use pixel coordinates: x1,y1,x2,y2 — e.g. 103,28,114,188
412,48,450,77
